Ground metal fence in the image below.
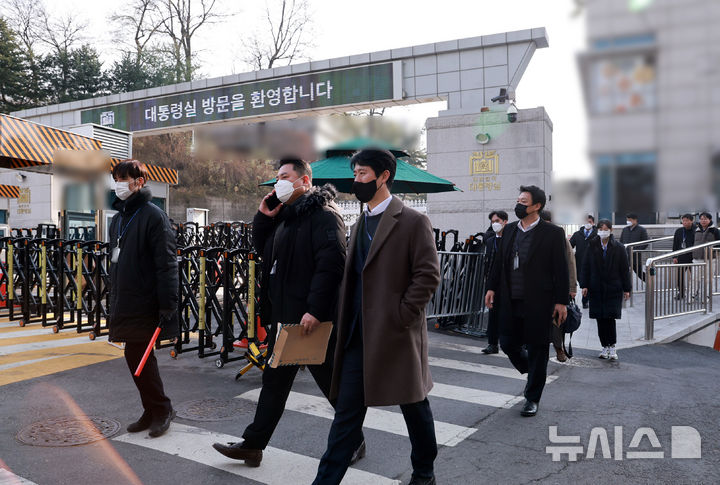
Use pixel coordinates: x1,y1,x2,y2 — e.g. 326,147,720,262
426,249,489,337
626,236,674,306
644,241,719,340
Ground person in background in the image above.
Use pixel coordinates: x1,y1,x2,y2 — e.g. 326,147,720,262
691,212,720,301
620,213,649,282
580,220,631,361
481,210,508,355
485,185,568,417
540,210,576,362
673,214,696,299
569,215,597,308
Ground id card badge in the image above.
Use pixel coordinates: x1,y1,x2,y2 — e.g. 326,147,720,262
513,252,520,270
111,246,120,263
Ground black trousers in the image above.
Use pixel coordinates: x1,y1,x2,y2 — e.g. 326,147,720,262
313,336,437,485
486,307,499,346
499,300,550,403
596,318,617,347
124,342,172,419
242,359,334,449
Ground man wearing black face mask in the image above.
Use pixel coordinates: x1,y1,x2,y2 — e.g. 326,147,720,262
314,148,441,485
485,185,568,417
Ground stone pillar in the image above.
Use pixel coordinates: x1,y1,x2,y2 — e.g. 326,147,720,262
426,107,553,239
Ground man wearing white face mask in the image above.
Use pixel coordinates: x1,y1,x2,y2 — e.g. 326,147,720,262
481,210,508,355
109,160,178,438
579,220,631,361
620,213,649,282
570,215,598,308
212,158,360,467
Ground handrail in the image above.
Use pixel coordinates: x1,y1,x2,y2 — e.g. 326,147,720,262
644,240,720,340
645,240,720,267
624,235,673,248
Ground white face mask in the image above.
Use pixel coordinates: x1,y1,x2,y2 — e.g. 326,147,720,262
598,230,611,239
584,223,593,230
492,222,503,233
274,178,300,203
115,181,133,200
626,220,632,226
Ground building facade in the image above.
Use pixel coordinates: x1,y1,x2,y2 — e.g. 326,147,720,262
580,0,720,223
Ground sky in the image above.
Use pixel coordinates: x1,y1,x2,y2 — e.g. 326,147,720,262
43,0,590,179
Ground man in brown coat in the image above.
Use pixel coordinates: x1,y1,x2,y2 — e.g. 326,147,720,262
313,149,441,485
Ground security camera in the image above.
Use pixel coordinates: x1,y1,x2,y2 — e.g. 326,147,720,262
507,103,518,123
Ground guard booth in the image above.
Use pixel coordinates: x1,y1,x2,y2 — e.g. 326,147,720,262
0,113,178,240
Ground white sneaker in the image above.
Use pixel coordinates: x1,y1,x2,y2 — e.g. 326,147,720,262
598,347,609,359
608,346,618,360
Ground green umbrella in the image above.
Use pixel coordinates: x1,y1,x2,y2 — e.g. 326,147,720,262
261,139,460,194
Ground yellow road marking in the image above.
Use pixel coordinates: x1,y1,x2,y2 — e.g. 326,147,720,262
0,342,120,366
0,351,123,387
0,332,85,346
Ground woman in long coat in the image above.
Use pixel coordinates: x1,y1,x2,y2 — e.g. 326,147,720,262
580,219,631,361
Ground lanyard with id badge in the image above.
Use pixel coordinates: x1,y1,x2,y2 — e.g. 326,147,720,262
111,206,143,263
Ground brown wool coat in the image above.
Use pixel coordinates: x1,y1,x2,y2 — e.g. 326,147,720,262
330,196,441,406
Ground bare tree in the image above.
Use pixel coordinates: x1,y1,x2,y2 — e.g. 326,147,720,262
2,0,44,56
158,0,222,82
110,0,166,66
244,0,313,70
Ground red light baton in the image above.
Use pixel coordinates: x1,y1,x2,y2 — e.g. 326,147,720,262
134,326,162,377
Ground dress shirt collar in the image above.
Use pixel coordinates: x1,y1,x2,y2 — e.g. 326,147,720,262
364,195,393,216
518,217,540,233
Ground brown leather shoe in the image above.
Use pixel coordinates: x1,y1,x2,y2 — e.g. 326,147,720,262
554,346,567,362
212,442,263,467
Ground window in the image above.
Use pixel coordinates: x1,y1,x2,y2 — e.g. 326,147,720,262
596,153,656,224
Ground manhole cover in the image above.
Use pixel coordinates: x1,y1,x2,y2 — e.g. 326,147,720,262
550,356,606,368
16,416,120,447
175,398,252,421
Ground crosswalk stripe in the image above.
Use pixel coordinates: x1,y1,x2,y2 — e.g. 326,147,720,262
428,356,558,384
431,341,508,359
114,423,399,485
237,389,477,447
0,354,67,372
0,335,102,356
429,382,523,409
0,332,86,346
0,468,37,485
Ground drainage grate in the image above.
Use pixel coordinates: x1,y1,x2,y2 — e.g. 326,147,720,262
16,416,121,447
175,398,252,422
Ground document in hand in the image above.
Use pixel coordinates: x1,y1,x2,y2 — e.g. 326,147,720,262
268,322,333,368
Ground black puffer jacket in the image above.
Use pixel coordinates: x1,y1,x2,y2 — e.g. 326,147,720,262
253,184,346,351
108,187,179,343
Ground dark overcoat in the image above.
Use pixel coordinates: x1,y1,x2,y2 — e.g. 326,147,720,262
579,235,632,320
486,219,569,344
330,196,440,406
108,187,178,343
253,185,346,353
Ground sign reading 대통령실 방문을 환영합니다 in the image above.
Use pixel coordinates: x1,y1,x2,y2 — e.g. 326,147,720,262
80,63,400,133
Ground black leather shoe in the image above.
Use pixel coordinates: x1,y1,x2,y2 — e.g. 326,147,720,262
126,411,152,433
408,475,436,485
481,344,499,354
212,441,263,467
148,409,175,438
520,400,538,417
350,439,366,465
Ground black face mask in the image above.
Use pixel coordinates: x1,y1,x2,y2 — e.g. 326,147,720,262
514,203,530,220
352,179,380,203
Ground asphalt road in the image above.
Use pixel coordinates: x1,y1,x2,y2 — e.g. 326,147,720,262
1,326,719,485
